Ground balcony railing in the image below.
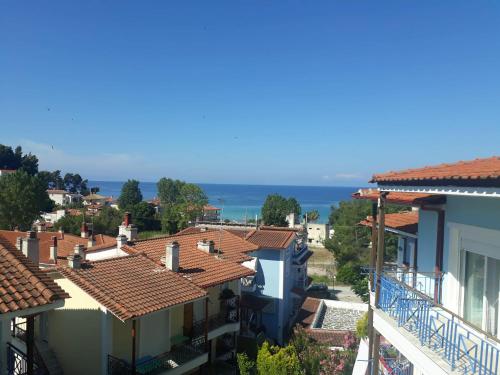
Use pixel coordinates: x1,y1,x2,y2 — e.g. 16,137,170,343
370,270,500,375
7,343,47,375
107,338,206,375
192,296,240,336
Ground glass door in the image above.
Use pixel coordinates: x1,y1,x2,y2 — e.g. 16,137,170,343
463,251,485,328
462,250,500,337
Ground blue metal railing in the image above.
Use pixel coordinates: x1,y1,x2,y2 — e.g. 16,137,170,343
371,271,500,375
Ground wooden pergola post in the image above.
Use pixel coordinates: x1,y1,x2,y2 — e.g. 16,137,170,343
372,192,386,375
26,315,35,375
131,320,136,375
367,201,378,375
204,298,209,353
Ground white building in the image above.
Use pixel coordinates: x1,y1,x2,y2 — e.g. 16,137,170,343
306,223,330,248
0,168,16,177
47,189,82,206
359,156,500,375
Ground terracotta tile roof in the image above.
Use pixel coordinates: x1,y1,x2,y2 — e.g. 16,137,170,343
244,229,296,249
58,254,206,321
46,189,68,195
128,231,257,288
0,231,115,264
360,211,419,235
296,297,321,329
0,242,69,314
203,205,220,211
352,189,446,206
371,156,500,185
305,329,350,347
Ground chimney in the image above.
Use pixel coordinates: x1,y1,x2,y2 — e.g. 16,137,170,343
116,234,127,249
197,239,215,254
81,222,89,238
59,228,65,240
68,244,84,269
124,212,131,227
50,236,58,263
165,242,179,272
118,212,138,241
15,237,22,251
87,234,96,248
24,231,39,265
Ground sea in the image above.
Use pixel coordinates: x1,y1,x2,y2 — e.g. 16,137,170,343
89,181,362,224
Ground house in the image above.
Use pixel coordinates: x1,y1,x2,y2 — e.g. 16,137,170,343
52,251,209,375
360,156,500,375
306,223,330,248
116,221,311,346
0,227,117,268
0,168,16,177
223,226,312,344
125,235,255,366
83,193,108,206
198,205,221,223
47,189,81,206
0,232,69,375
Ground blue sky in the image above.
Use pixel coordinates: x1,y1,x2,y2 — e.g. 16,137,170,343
1,1,500,186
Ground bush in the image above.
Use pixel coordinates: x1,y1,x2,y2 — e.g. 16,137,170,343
356,313,368,339
336,264,363,285
237,352,255,375
352,277,369,302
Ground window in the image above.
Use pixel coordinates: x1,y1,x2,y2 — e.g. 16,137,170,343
462,250,500,336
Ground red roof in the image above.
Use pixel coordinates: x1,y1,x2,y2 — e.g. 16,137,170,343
59,254,206,321
0,240,68,314
296,297,321,328
360,211,419,235
47,189,68,195
127,231,257,288
0,230,115,264
371,156,500,185
352,189,445,206
203,205,220,211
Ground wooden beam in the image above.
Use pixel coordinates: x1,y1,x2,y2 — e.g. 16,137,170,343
367,201,378,375
434,210,445,303
375,193,386,306
131,320,136,375
204,298,209,353
372,193,386,375
26,316,35,375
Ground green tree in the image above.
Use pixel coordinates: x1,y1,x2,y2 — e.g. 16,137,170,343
0,171,53,230
304,209,320,223
38,170,64,190
157,178,208,233
157,178,184,206
0,144,38,174
256,342,302,375
261,194,301,226
53,212,84,236
117,179,143,211
93,206,123,236
64,173,89,195
129,201,158,231
287,197,301,217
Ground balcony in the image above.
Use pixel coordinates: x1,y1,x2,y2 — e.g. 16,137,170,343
370,270,500,375
192,296,240,340
107,338,207,375
7,343,47,375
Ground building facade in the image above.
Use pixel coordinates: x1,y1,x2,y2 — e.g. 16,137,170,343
360,157,500,375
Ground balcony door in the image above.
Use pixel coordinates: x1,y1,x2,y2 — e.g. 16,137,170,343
461,249,500,337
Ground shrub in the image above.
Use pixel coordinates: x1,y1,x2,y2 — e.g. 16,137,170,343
356,313,369,339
